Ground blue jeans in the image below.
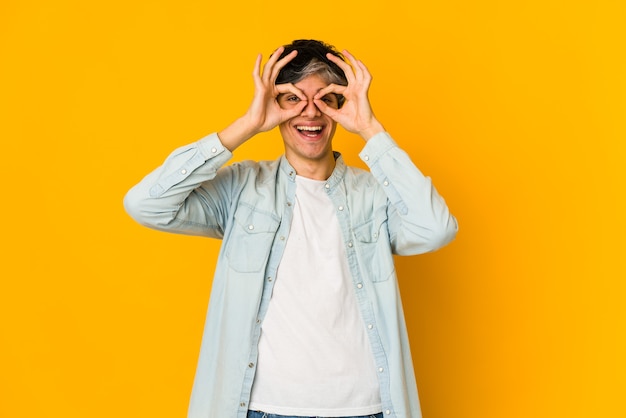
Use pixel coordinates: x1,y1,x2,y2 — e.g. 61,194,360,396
246,412,383,418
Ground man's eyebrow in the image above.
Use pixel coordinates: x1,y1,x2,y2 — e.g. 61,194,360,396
316,87,335,95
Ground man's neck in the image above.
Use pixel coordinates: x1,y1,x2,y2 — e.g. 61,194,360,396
287,153,336,181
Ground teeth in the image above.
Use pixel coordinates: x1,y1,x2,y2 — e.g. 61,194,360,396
296,126,322,131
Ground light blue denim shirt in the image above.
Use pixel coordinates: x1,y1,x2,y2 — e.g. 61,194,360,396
124,132,458,418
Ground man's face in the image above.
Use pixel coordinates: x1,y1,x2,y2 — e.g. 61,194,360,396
277,74,340,168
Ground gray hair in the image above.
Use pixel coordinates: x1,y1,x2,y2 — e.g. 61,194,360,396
283,58,348,87
276,39,349,107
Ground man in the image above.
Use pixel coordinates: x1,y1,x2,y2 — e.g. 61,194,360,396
124,39,458,418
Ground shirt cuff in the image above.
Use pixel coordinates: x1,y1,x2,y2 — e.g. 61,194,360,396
197,132,232,161
359,131,398,165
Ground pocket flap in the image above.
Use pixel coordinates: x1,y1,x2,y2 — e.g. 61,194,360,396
233,204,280,234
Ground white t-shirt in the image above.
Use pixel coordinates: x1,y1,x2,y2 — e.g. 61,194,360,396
249,175,381,416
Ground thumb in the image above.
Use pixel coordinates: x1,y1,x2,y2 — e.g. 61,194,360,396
282,100,308,121
314,98,341,121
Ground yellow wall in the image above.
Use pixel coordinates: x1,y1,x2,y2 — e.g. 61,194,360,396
1,1,624,417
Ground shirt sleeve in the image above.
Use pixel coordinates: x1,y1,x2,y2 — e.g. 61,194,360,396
123,133,235,238
359,132,458,255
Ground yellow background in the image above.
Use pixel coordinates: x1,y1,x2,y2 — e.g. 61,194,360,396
1,1,624,417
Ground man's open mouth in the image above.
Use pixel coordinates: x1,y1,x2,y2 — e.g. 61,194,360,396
296,125,323,138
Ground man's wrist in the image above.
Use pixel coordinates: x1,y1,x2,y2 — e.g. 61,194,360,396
218,117,257,152
359,120,385,141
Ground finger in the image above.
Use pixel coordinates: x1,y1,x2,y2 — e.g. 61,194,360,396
314,83,347,99
275,83,307,101
252,53,263,85
282,100,309,120
313,98,340,120
269,50,298,83
326,52,356,85
353,57,372,83
342,49,366,82
261,46,285,83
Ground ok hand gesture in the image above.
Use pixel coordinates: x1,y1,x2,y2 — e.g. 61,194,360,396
218,47,307,151
313,50,385,141
245,47,308,133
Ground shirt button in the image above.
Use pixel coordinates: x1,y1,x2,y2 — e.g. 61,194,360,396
267,277,273,282
348,241,353,248
383,180,389,186
324,183,330,189
180,169,187,174
386,410,391,415
373,232,378,239
240,402,246,407
364,155,370,161
248,224,254,230
368,324,373,329
338,205,344,211
378,367,384,373
357,283,363,289
248,362,254,368
280,236,285,241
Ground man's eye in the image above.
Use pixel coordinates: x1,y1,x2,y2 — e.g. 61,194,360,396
287,96,300,102
321,95,339,107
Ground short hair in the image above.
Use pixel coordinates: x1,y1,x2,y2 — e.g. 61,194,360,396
275,39,348,88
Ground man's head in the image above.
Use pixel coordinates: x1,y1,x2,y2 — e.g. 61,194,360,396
276,40,348,107
274,40,348,177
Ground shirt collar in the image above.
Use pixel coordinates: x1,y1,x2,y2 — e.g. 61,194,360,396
279,151,346,189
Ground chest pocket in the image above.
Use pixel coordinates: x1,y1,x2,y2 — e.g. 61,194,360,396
353,213,395,282
225,204,280,273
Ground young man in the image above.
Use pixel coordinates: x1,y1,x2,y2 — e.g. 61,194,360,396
124,39,458,418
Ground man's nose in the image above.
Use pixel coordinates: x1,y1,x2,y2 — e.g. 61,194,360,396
301,97,321,118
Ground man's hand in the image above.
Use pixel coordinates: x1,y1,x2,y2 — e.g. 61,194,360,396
245,47,308,133
218,47,308,151
313,50,385,141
